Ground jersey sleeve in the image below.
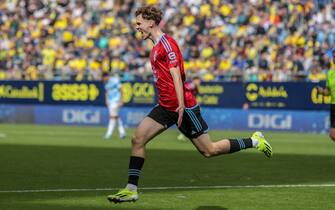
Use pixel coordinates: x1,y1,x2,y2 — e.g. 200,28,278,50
161,36,179,69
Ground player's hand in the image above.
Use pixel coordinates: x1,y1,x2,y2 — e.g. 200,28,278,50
176,105,185,127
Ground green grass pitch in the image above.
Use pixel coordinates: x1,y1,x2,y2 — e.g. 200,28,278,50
0,124,334,210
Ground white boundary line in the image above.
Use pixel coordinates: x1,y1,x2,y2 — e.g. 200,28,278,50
1,184,335,193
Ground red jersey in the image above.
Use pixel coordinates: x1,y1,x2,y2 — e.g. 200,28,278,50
150,34,196,111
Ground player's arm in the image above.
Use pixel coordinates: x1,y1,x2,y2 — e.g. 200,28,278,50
170,66,184,127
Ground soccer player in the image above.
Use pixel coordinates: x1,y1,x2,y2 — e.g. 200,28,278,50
107,6,273,203
103,72,126,139
316,50,335,141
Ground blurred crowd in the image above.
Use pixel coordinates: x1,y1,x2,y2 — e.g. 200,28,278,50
0,0,334,82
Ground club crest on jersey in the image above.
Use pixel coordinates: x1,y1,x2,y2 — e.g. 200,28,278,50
168,52,176,60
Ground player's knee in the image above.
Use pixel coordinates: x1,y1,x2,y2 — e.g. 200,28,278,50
131,135,145,147
201,148,216,158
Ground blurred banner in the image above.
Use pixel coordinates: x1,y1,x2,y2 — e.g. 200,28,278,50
0,104,328,133
0,81,103,105
0,80,330,110
244,82,330,110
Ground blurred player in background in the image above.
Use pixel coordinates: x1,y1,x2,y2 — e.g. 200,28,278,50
107,6,272,203
177,76,201,141
317,50,335,141
102,72,126,139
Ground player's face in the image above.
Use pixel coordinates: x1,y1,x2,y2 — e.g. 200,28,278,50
135,15,153,40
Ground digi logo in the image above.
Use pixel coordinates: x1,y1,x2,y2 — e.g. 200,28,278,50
248,114,292,130
63,109,100,124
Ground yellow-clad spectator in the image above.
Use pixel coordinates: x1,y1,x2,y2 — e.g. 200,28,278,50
90,60,101,71
25,65,38,80
246,47,257,60
146,0,158,5
109,37,122,49
200,3,211,17
203,73,215,81
55,59,65,70
0,71,6,80
111,59,127,71
102,57,110,73
219,58,232,71
41,48,56,66
85,39,95,49
63,31,74,43
183,15,195,26
87,25,100,39
308,68,326,82
198,59,213,70
54,13,68,30
72,17,83,28
220,4,232,17
250,14,261,24
211,0,220,6
31,28,41,39
201,47,214,58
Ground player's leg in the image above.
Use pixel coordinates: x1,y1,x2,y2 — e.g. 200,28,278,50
190,133,229,156
108,105,174,203
179,105,272,157
191,132,272,158
105,103,118,139
117,117,126,139
130,116,166,157
108,117,165,203
116,106,126,139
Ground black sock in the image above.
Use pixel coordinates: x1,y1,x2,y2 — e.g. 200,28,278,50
128,156,145,186
229,138,253,153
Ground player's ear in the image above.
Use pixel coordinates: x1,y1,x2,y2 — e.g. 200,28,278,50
149,20,155,28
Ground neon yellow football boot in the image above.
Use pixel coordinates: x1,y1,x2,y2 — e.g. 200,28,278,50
107,188,138,203
251,131,273,158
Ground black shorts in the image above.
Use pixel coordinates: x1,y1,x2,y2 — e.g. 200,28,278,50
147,104,208,139
330,104,335,128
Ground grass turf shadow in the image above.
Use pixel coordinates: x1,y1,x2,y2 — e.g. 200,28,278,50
0,143,334,190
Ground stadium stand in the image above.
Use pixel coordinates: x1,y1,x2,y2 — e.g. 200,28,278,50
0,0,334,82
